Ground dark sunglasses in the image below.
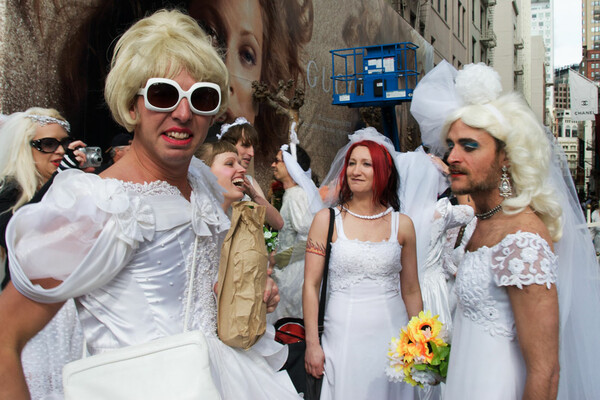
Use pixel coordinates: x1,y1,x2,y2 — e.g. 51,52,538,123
30,137,75,153
137,78,221,116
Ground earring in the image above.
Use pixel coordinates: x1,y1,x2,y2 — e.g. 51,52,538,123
499,165,512,198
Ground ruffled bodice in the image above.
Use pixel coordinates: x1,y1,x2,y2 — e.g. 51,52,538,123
7,158,231,354
455,231,558,339
328,209,402,293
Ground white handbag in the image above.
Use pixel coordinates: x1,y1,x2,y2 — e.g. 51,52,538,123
62,237,221,400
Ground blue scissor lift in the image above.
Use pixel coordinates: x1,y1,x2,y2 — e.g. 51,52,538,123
330,43,419,151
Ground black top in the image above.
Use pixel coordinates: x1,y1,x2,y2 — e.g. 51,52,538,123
0,175,55,289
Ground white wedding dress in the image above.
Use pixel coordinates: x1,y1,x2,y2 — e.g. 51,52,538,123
320,209,416,400
268,185,312,322
7,159,300,400
421,198,474,338
444,231,558,399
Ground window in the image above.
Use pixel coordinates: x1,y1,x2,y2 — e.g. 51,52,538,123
444,0,447,20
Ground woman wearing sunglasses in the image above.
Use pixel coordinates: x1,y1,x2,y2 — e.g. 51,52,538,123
0,107,90,289
0,10,300,400
0,107,90,399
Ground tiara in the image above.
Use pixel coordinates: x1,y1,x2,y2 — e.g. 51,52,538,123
217,117,249,140
25,115,71,133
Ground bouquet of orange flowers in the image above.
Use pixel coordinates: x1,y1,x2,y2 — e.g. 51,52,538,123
386,311,450,387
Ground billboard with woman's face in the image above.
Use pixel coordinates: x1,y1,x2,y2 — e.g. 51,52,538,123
0,0,432,186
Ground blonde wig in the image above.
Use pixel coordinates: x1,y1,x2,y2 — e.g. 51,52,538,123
441,92,563,241
105,9,229,132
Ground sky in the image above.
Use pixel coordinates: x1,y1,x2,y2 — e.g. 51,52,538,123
553,0,582,68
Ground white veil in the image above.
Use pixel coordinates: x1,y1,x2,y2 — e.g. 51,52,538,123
410,61,600,398
547,130,600,398
280,144,323,216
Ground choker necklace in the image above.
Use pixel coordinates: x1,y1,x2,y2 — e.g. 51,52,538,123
342,206,393,220
475,204,502,220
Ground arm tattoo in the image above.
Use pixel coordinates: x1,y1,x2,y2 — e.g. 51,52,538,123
306,238,326,257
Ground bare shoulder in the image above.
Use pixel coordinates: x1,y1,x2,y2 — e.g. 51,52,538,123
396,212,416,244
469,207,554,251
308,207,335,233
307,207,336,243
397,212,415,230
499,208,553,249
313,207,334,225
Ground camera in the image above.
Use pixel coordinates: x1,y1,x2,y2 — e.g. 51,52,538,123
77,147,103,168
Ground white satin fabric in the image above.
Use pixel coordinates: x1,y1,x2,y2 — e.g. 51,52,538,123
8,158,299,399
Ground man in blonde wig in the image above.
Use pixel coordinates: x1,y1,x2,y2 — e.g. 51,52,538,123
0,9,301,399
411,61,600,399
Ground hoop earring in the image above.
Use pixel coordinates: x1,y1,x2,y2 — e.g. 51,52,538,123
499,166,512,198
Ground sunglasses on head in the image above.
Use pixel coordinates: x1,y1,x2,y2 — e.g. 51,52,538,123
137,78,221,116
30,137,74,153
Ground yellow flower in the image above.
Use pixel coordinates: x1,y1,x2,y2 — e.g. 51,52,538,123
407,311,446,348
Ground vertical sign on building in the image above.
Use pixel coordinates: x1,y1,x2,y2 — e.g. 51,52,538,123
570,70,598,121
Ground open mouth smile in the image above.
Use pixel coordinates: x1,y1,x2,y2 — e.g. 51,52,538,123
232,178,244,188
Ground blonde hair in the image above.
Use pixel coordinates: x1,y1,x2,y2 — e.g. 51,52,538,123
441,92,563,241
0,108,68,212
105,9,229,132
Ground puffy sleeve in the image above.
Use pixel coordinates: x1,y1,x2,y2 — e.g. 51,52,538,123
7,170,155,303
491,232,558,290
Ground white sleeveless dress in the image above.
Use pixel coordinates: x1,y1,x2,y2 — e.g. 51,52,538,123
320,209,416,400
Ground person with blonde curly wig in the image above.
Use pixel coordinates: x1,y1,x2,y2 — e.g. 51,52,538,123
411,61,600,399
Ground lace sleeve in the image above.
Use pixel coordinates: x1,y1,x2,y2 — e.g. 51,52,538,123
491,232,558,290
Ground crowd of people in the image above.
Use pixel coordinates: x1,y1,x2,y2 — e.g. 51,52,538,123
0,7,599,400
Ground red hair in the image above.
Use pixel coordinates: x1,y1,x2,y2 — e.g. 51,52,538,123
337,140,400,210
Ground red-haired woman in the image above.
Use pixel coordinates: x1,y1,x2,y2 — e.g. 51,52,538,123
303,128,422,399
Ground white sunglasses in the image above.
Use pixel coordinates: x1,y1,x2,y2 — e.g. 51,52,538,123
137,78,221,116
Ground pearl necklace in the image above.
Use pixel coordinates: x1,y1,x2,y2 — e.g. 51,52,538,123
341,206,393,220
475,204,502,220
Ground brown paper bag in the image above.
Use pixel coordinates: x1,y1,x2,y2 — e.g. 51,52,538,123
217,201,268,349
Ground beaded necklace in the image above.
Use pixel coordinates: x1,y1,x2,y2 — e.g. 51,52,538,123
475,204,502,220
341,206,393,220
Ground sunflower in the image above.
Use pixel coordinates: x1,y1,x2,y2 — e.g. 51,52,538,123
406,311,446,348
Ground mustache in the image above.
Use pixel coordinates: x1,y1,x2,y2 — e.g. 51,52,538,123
449,167,467,175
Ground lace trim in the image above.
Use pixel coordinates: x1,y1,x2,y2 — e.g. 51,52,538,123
182,235,221,337
328,240,402,292
491,232,558,289
455,231,557,339
119,179,182,197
